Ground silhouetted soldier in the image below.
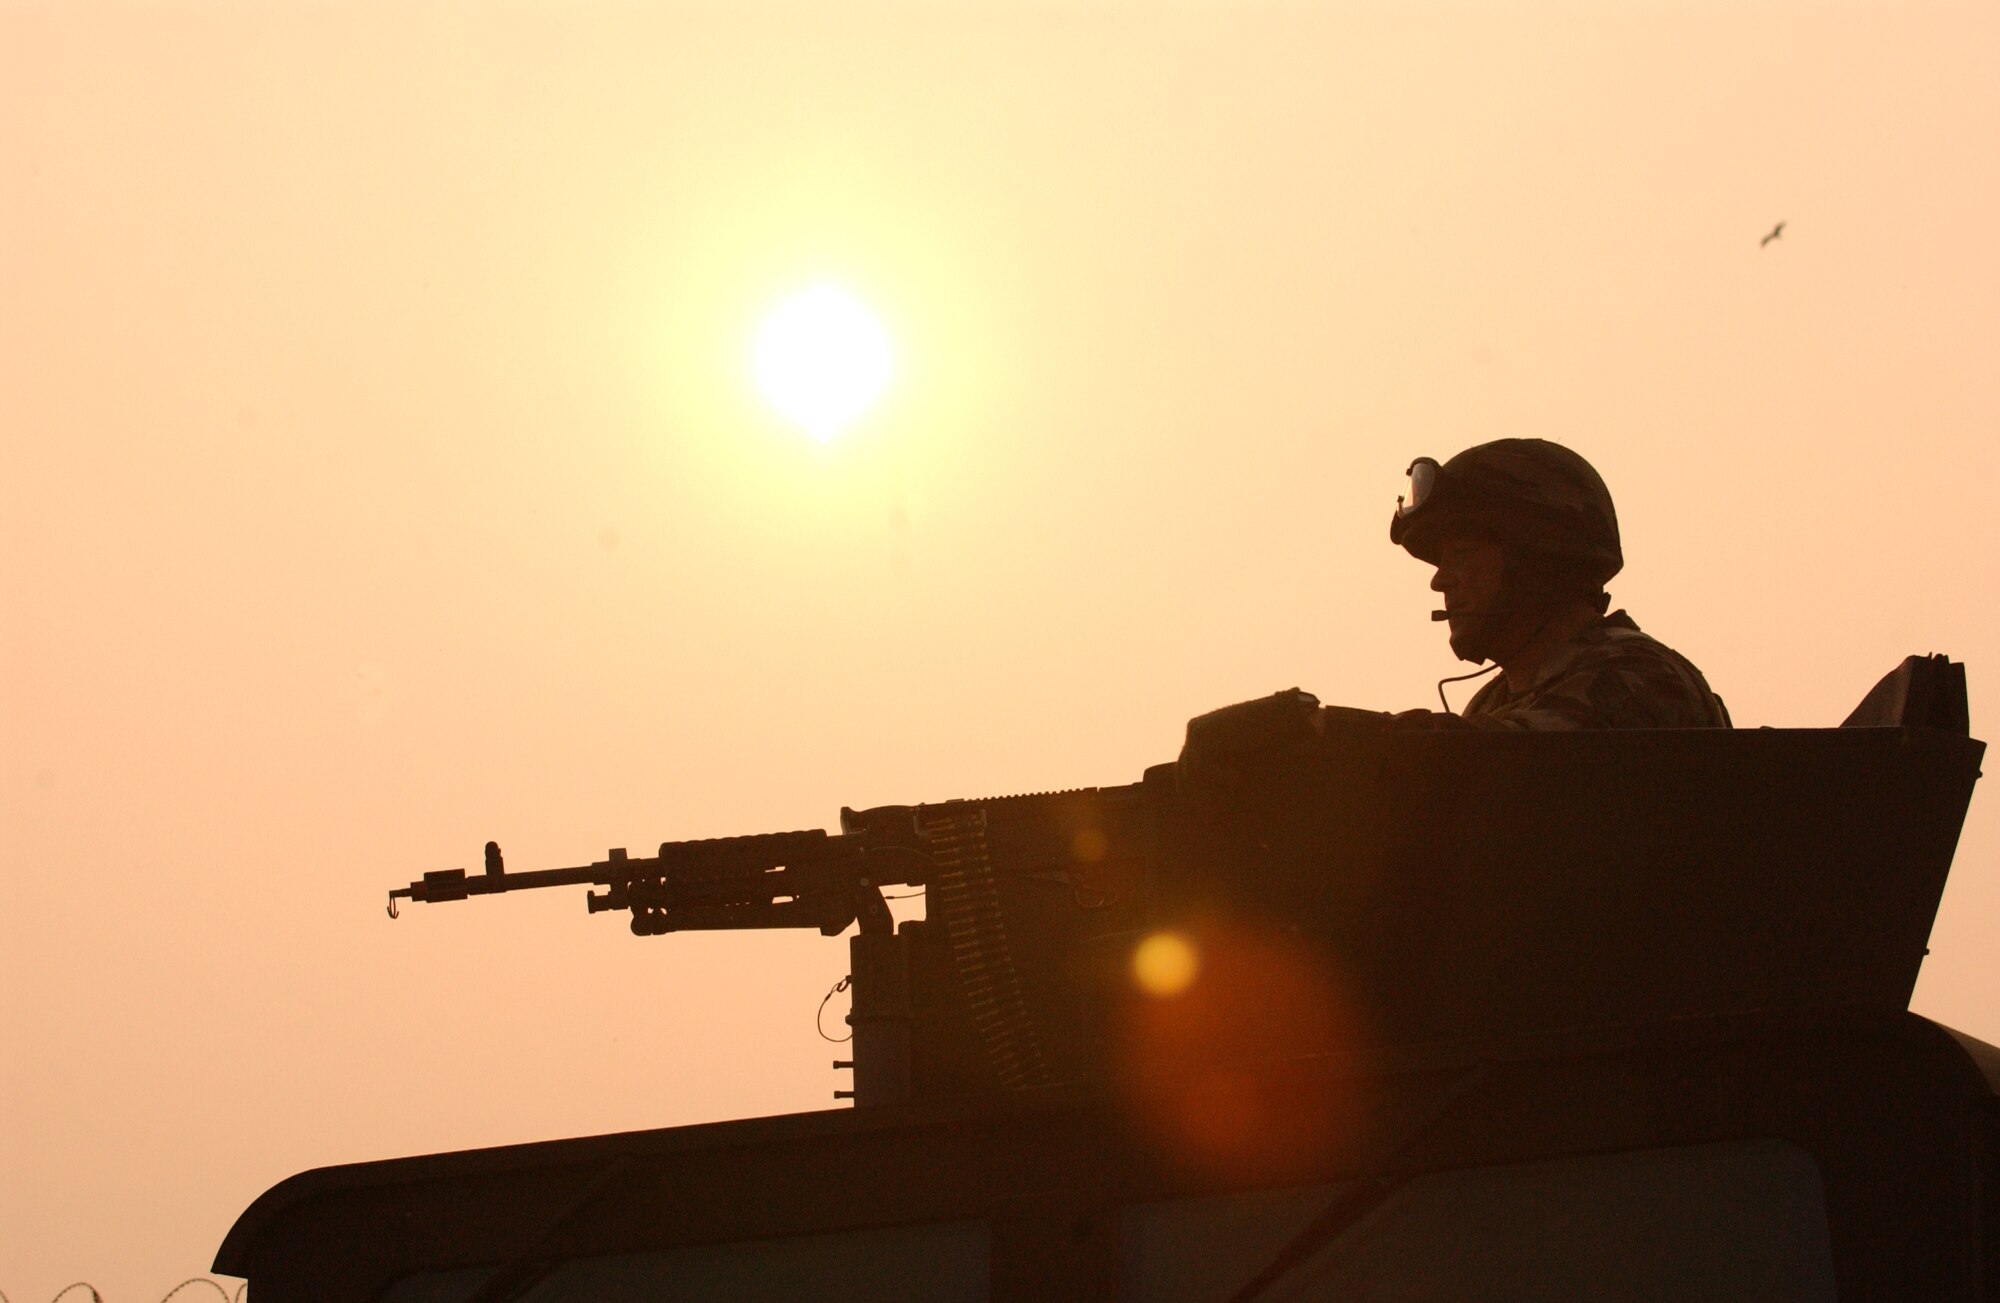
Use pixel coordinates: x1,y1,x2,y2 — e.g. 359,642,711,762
1388,439,1730,729
1181,441,1726,784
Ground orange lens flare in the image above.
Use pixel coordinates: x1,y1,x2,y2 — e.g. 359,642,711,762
1132,931,1201,998
1111,922,1366,1183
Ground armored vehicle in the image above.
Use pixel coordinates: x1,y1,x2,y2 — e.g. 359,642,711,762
217,656,1997,1301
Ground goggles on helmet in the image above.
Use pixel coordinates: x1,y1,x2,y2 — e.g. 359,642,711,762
1397,458,1442,518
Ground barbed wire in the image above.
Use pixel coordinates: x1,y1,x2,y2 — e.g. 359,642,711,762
0,1281,244,1303
160,1281,243,1303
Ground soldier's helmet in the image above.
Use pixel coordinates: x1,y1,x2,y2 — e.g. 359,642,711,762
1389,438,1623,590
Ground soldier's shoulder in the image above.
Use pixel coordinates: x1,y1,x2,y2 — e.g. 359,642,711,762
1572,611,1697,669
1561,611,1730,727
1461,612,1731,730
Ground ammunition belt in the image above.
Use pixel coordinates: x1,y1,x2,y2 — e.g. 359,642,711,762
917,806,1051,1092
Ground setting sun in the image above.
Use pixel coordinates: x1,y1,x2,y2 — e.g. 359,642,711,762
753,283,893,443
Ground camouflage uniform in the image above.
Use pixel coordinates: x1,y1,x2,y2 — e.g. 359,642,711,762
1458,609,1730,730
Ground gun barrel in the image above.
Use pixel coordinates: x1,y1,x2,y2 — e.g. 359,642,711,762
390,861,609,906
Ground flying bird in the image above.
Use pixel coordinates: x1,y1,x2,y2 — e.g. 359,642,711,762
1761,221,1785,248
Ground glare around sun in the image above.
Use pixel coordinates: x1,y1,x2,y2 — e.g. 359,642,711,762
753,284,893,443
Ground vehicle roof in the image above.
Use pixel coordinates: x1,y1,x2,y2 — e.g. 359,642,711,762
216,1008,1997,1302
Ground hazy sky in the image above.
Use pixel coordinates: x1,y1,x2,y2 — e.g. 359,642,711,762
5,2,1998,1296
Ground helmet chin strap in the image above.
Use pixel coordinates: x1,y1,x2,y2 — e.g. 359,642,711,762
1487,605,1568,668
1442,567,1607,666
1442,604,1558,667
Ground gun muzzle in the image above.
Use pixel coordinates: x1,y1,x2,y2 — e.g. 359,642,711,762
389,868,472,908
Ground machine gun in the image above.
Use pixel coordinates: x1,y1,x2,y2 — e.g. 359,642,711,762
390,823,914,938
387,780,1167,1105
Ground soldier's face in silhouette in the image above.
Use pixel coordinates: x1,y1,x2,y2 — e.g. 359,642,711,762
1431,534,1509,663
